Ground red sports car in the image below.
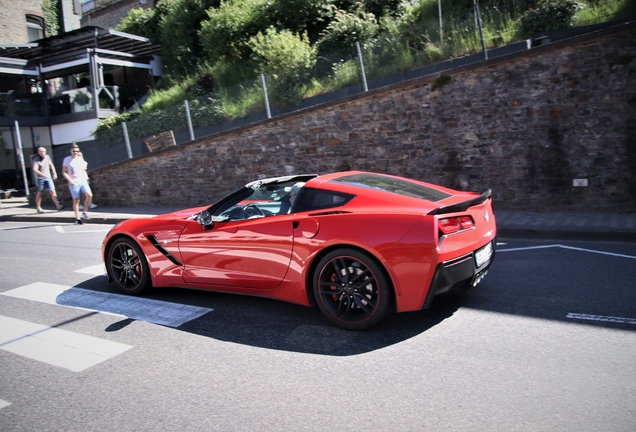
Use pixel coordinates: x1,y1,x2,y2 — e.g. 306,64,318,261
102,171,496,330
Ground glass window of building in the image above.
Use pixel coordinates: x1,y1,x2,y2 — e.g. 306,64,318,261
26,16,45,42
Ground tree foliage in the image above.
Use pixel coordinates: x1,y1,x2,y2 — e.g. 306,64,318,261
122,0,409,82
116,0,176,40
159,0,221,79
266,0,336,42
116,8,155,38
199,0,270,65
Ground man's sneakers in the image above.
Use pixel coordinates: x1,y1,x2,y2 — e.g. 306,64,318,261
38,205,65,212
74,212,88,225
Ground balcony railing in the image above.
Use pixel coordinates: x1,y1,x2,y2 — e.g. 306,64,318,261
0,92,44,117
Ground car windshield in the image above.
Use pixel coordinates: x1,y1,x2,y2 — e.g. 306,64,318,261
330,173,451,202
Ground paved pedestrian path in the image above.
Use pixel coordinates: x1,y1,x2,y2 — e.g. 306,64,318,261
2,197,636,241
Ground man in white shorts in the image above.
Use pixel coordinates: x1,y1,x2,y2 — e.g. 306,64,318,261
62,143,93,225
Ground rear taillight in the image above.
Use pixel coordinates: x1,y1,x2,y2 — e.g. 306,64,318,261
439,216,474,235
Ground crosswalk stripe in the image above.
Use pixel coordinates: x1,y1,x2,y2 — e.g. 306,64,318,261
2,282,212,327
0,399,11,410
74,264,106,275
0,315,132,372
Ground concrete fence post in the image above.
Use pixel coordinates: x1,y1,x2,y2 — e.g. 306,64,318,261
185,100,195,141
356,42,369,92
122,122,133,159
260,74,271,119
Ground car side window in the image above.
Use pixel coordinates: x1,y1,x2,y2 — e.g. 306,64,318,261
214,181,305,220
294,188,355,213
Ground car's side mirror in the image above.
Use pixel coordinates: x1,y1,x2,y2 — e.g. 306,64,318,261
197,211,213,230
197,210,230,230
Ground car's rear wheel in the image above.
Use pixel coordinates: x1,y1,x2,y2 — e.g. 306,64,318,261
107,237,150,295
313,248,392,330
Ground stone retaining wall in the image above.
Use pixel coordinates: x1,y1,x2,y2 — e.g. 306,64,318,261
56,23,636,212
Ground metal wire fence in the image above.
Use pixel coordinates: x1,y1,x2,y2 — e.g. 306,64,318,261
79,0,634,171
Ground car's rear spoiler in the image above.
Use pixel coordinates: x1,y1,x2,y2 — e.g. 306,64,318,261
427,189,492,216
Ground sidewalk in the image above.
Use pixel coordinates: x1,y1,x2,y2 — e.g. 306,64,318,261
0,198,182,225
1,197,636,242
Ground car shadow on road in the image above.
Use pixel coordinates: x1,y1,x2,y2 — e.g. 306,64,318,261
76,275,463,356
177,291,463,356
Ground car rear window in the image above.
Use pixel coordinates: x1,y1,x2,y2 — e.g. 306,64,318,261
330,173,451,202
294,188,355,212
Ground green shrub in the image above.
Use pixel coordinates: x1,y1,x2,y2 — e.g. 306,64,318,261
247,27,317,105
431,74,451,91
520,0,583,36
317,7,380,53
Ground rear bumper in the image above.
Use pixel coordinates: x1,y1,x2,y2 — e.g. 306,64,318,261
422,240,495,309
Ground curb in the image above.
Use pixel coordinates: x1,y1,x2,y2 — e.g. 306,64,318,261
0,215,128,225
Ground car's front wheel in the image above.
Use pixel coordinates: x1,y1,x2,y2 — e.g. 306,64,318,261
107,237,150,295
313,248,393,330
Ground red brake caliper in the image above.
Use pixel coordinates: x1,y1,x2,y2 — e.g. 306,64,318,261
330,273,339,301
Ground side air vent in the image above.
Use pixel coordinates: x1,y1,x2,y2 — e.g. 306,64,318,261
147,235,183,266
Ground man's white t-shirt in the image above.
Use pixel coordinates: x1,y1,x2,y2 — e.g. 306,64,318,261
63,156,88,182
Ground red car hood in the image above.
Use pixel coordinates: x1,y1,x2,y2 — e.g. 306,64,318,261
154,206,208,221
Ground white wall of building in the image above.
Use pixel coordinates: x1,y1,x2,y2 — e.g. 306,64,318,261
61,0,82,32
51,119,98,145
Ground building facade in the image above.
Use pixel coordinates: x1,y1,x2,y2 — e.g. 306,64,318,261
1,2,161,193
0,0,47,44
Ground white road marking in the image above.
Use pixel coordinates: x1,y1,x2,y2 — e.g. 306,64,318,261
74,264,105,276
1,282,212,327
566,313,636,325
55,226,64,233
0,315,132,372
497,244,636,259
0,399,11,409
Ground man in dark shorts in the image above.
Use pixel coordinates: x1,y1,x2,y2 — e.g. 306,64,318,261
32,146,64,213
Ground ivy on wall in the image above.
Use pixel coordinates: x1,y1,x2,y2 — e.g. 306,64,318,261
42,0,60,37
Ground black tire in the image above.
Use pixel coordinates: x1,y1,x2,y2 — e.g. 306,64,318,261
313,248,393,330
107,237,151,295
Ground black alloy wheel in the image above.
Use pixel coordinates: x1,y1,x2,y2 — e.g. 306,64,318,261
107,237,150,295
313,248,392,330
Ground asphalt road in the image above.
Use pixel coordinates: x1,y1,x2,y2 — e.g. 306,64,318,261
0,221,635,431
